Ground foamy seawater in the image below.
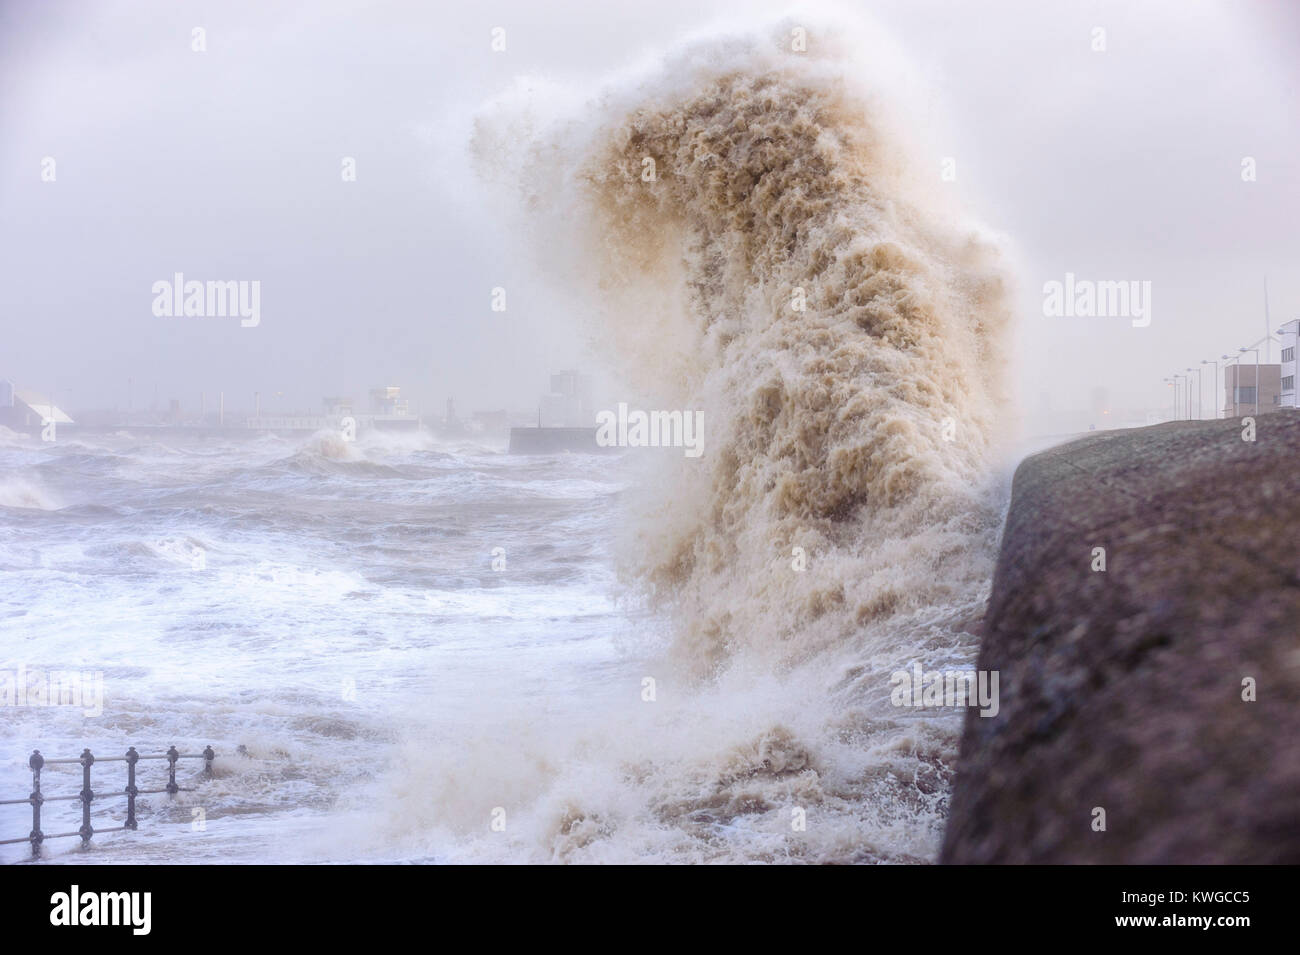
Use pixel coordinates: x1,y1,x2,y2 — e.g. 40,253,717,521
0,428,647,863
3,17,1018,865
1,426,996,864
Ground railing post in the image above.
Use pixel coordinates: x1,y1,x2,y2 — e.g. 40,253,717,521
165,745,179,796
78,748,94,847
124,747,139,830
28,750,44,859
202,745,215,775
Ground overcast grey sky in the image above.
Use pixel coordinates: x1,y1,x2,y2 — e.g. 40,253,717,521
2,0,1297,430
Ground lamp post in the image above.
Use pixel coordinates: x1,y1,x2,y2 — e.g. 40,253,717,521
1201,359,1219,419
1222,354,1241,417
1185,367,1202,420
1172,373,1186,421
1239,346,1260,416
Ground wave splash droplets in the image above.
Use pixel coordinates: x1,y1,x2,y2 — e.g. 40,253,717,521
576,43,1013,677
398,19,1016,863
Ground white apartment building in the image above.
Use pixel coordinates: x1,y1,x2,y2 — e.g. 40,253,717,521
1279,319,1299,408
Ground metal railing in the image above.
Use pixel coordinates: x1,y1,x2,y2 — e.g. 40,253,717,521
0,745,215,858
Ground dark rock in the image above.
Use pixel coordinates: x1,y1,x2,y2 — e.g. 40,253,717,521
941,411,1300,863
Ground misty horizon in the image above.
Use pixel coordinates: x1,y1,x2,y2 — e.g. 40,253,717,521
3,0,1298,436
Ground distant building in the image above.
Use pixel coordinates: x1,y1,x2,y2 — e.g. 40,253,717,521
247,388,420,432
323,396,353,416
470,409,509,434
539,370,594,427
0,379,74,430
1224,363,1281,417
1278,320,1299,408
369,386,409,416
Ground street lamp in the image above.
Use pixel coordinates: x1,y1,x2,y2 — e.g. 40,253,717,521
1163,377,1176,421
1201,359,1219,419
1172,373,1186,421
1222,354,1241,417
1185,367,1202,419
1239,346,1260,416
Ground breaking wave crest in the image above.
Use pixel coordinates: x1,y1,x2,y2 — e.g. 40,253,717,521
478,16,1014,672
378,14,1018,863
0,476,61,511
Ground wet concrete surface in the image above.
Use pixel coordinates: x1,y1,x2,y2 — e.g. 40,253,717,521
942,411,1300,863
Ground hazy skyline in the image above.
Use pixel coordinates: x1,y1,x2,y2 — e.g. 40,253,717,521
3,0,1297,431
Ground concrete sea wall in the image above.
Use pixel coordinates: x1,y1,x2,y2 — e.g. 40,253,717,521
942,412,1300,863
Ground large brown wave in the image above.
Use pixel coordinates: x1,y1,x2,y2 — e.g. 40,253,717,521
431,17,1020,862
547,33,1015,677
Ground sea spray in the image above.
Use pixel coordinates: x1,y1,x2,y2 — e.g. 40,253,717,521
377,14,1018,863
571,38,1014,678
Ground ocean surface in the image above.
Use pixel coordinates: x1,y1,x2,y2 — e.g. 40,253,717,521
1,426,1003,864
3,18,1021,865
0,428,649,863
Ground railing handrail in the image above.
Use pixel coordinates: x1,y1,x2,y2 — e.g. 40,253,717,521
42,752,211,764
0,745,216,858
